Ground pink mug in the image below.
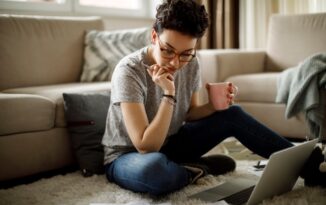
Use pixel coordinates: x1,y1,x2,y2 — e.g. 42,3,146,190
207,82,238,110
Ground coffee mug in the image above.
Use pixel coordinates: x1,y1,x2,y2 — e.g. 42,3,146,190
207,82,238,110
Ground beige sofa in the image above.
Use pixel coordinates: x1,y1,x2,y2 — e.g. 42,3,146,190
0,13,325,182
198,12,326,141
0,15,109,182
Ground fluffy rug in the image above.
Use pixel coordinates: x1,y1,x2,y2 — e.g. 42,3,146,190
0,161,325,205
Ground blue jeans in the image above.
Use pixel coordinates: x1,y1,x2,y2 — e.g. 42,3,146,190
105,106,293,195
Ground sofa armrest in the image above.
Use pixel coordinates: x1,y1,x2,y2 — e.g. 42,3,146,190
197,49,267,83
196,49,266,104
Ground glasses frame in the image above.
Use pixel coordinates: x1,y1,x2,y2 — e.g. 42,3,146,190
157,36,196,62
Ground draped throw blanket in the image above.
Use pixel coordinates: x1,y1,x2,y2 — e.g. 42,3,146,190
276,53,326,141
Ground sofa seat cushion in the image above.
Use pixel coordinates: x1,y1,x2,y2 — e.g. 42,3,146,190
226,72,280,103
240,102,308,139
0,93,55,135
3,82,111,127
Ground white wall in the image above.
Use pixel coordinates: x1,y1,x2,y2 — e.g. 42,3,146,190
0,9,154,31
102,16,153,31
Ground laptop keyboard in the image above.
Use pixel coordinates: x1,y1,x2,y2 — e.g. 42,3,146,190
223,186,255,205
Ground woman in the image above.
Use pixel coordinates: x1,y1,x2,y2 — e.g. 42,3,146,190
102,0,293,196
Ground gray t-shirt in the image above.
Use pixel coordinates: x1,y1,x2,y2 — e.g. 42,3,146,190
102,46,202,165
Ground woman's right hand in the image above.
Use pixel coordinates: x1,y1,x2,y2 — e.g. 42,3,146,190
147,64,175,95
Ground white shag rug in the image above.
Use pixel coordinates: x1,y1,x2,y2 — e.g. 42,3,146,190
1,161,325,205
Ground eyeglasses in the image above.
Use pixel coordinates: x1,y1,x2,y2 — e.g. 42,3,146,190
157,36,196,62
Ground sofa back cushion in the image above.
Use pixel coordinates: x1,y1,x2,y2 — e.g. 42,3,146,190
266,12,326,71
0,15,104,90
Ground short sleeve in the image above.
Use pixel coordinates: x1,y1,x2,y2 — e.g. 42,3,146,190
110,60,146,105
192,57,202,92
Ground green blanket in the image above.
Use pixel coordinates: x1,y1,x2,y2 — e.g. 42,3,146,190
276,53,326,140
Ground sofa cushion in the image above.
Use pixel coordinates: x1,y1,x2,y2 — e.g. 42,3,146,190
0,128,75,181
240,102,308,139
63,91,110,176
0,93,55,135
2,82,111,127
80,27,151,82
226,72,279,103
0,15,104,91
266,13,326,71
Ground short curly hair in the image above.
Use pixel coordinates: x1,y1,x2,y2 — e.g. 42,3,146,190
153,0,209,38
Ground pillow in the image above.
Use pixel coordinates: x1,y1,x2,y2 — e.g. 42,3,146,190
62,91,110,177
80,27,151,82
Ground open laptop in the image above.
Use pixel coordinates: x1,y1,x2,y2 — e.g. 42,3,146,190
189,139,318,205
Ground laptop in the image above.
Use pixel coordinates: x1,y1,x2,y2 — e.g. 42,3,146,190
189,139,318,205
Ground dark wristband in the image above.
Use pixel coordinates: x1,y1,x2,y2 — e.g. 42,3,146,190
162,94,177,103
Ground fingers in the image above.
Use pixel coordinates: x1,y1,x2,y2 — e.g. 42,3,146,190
155,72,174,83
227,82,238,99
227,93,235,104
227,83,237,94
227,93,235,98
205,83,210,90
156,67,167,76
231,85,238,95
148,65,173,80
146,68,153,77
226,84,236,105
166,73,174,81
147,64,174,91
148,65,166,76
